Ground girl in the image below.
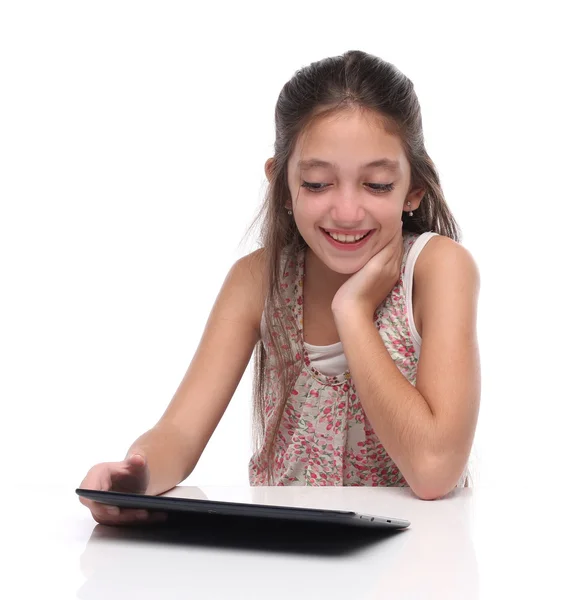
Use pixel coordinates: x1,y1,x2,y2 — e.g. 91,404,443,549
79,50,480,525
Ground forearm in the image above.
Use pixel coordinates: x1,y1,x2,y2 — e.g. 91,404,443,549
126,421,198,496
334,309,438,494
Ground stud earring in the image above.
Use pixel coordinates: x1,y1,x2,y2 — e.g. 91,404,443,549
287,209,292,215
407,201,413,217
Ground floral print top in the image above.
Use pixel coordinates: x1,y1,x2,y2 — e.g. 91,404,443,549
248,231,469,488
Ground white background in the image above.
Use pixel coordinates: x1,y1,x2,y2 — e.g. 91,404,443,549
1,1,572,494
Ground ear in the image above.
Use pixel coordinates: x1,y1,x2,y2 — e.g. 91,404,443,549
264,158,274,182
404,187,426,212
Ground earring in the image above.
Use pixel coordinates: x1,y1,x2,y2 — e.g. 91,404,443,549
407,201,413,217
287,209,292,215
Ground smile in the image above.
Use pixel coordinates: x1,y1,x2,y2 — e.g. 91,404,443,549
320,227,375,251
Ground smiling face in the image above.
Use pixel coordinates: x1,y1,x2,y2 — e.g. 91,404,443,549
279,107,424,275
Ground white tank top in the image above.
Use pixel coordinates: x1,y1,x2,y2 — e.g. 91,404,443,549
260,231,438,376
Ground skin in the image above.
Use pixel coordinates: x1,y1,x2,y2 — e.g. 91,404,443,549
76,107,479,508
264,107,480,498
265,107,425,303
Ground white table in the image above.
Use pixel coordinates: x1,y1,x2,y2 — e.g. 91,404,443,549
8,484,571,598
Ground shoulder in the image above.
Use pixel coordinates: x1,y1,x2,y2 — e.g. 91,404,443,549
232,247,267,333
415,234,479,286
414,235,480,316
235,247,266,282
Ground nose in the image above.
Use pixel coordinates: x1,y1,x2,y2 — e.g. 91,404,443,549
330,186,366,225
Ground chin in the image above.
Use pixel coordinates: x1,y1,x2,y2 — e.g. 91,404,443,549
324,255,371,275
306,233,379,274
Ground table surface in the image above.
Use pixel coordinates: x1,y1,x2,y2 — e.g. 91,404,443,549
8,483,572,599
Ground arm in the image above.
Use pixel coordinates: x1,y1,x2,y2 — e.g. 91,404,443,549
333,236,481,500
127,249,266,496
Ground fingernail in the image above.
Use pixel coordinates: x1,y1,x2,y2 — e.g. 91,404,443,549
136,510,148,519
107,506,120,516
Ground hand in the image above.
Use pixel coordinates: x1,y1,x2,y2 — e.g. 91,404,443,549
332,224,404,318
78,453,167,526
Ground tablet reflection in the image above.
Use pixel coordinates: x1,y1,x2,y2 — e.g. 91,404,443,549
77,486,478,600
246,485,480,599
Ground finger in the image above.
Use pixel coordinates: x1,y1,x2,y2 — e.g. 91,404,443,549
93,512,139,526
91,504,132,523
94,508,168,526
78,469,112,509
125,453,146,467
119,508,169,522
79,496,107,512
91,462,115,486
115,455,147,476
86,497,125,520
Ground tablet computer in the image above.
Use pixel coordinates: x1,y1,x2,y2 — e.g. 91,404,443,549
76,488,410,530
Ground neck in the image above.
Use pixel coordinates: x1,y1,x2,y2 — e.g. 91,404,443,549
304,247,352,298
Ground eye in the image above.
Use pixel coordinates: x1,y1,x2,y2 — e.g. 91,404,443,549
300,181,328,191
366,183,395,193
301,181,395,194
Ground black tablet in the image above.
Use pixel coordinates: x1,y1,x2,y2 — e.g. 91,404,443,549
76,488,410,530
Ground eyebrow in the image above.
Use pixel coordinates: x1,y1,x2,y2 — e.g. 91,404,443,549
297,158,401,173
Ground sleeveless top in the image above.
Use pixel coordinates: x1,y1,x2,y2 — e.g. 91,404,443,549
248,231,470,488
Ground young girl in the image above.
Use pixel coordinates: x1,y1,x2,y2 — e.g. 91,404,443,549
79,50,480,525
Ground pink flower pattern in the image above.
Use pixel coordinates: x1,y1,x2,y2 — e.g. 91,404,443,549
249,232,427,486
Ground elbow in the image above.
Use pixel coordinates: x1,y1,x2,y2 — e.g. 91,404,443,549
411,485,452,502
409,455,463,501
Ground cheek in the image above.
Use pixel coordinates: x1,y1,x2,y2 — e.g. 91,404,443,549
372,233,394,254
293,206,323,231
376,203,402,223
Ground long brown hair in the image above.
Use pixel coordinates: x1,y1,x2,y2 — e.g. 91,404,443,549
240,50,462,484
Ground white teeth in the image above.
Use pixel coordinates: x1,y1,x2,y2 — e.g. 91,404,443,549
326,231,369,243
